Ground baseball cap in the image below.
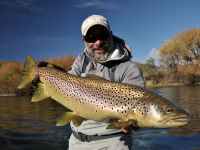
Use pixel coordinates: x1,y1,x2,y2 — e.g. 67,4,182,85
81,14,110,36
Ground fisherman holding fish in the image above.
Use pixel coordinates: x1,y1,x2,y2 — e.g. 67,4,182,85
68,14,145,150
17,13,188,149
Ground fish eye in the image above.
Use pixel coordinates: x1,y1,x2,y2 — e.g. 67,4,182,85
165,107,172,114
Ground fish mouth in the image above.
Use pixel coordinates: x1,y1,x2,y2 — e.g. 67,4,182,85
172,116,189,122
169,114,189,125
163,114,189,124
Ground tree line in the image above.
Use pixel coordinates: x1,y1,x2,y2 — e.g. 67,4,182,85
144,28,200,86
159,28,200,66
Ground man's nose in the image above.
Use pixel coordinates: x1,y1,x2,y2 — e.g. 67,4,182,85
94,39,103,46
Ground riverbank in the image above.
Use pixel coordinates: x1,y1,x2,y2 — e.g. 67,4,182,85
146,80,200,89
0,83,31,96
146,80,182,88
0,83,16,96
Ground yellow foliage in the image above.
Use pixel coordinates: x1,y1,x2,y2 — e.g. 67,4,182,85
177,64,200,76
0,61,23,84
159,28,200,65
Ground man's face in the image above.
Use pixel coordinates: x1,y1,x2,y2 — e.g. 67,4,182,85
84,25,113,61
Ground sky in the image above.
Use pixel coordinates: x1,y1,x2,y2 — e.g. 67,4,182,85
0,0,200,64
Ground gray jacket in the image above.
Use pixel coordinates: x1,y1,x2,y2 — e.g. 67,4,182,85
68,36,145,135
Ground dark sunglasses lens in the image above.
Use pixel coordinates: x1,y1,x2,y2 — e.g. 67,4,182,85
99,31,109,40
84,31,109,43
84,35,96,43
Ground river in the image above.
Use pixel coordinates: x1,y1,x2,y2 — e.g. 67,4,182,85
0,86,199,150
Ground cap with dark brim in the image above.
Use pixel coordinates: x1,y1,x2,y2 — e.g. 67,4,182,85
81,14,110,36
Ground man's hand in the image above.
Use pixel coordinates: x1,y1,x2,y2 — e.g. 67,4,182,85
121,125,134,134
109,119,136,134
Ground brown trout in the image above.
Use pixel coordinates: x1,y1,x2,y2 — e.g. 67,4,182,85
17,56,189,128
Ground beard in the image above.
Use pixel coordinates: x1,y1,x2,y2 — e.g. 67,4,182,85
85,37,114,62
87,45,110,61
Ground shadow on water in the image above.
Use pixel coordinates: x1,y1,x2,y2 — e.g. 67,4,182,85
0,86,200,150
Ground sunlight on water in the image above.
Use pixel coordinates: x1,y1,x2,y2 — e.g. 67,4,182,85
0,86,200,150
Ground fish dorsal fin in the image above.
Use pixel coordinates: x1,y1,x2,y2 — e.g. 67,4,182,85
56,112,84,127
31,83,50,102
85,74,108,81
106,119,137,129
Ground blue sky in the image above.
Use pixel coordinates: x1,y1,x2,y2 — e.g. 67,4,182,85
0,0,200,63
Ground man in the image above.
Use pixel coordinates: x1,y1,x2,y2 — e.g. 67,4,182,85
68,14,145,150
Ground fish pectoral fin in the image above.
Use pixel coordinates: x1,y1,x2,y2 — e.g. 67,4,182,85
56,112,84,127
106,119,137,129
31,83,50,102
56,112,75,126
72,116,84,127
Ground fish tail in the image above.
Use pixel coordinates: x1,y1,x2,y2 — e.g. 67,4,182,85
17,56,36,89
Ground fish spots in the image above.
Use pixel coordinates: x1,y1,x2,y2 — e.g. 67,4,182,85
36,68,150,118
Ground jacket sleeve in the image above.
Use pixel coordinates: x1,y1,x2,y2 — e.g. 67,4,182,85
68,53,85,76
117,61,145,88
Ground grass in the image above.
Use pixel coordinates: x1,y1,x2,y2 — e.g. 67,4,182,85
0,61,23,84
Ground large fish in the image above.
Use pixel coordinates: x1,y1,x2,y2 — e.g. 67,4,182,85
17,56,189,129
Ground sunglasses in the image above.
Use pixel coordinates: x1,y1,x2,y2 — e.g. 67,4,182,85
84,30,110,43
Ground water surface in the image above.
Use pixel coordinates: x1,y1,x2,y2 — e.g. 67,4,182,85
132,86,200,150
0,96,70,150
0,86,200,150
